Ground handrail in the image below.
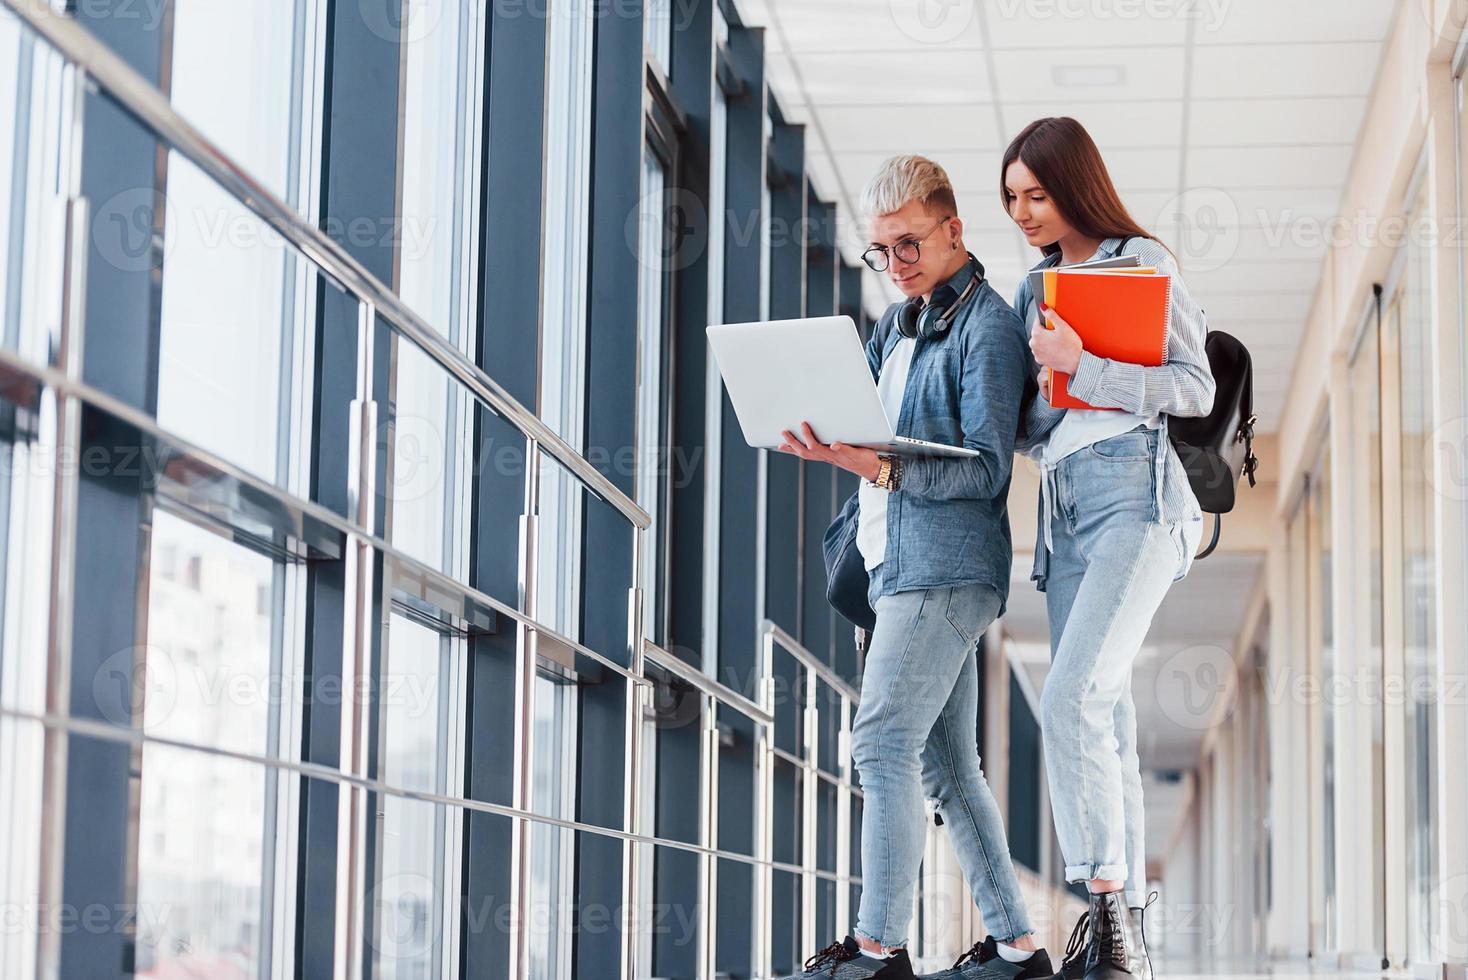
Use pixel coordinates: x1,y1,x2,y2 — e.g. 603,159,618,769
1,0,649,531
643,639,773,726
761,619,861,705
0,704,861,886
0,344,650,688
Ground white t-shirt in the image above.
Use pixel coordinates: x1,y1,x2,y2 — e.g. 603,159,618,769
856,336,915,570
1025,296,1161,468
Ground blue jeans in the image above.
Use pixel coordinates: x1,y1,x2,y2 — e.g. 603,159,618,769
851,565,1033,948
1037,427,1191,906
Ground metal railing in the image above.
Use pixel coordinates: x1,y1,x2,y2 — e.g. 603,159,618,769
0,2,872,979
760,619,863,967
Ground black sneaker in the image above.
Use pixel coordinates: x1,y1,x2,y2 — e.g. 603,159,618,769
929,935,1054,980
1081,891,1145,980
1053,912,1091,980
779,936,915,979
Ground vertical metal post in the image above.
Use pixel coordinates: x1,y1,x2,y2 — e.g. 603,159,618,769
621,526,645,980
507,438,540,980
835,695,852,934
697,691,719,980
800,668,818,958
752,629,775,977
35,61,87,980
334,300,378,980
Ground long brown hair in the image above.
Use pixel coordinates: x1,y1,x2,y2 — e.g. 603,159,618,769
1000,117,1161,258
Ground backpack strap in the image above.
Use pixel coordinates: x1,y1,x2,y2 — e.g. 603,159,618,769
1240,347,1259,488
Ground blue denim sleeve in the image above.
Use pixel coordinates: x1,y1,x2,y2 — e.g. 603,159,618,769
899,305,1028,500
1012,276,1065,454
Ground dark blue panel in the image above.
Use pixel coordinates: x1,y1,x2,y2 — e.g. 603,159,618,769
299,3,405,975
771,867,801,975
572,1,645,970
59,7,166,977
1008,669,1042,873
666,0,716,667
713,26,765,979
464,3,552,973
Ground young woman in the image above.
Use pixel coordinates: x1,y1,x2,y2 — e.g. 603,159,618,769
1002,117,1215,980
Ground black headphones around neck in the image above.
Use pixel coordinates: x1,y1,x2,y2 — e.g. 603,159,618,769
894,252,985,341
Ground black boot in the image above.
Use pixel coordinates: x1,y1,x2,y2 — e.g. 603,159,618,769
1128,894,1157,980
1080,891,1145,980
1053,911,1090,979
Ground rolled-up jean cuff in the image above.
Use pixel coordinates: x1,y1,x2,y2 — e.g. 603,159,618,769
854,926,907,952
1064,861,1129,884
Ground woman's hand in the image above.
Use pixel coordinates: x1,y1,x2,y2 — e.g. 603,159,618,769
1030,303,1083,375
779,422,883,482
1038,368,1051,402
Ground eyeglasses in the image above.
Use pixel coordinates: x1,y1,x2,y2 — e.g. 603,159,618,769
862,216,952,272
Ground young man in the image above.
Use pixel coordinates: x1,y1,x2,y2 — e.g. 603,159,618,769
775,156,1051,980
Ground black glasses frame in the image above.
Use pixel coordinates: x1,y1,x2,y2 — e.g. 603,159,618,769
861,215,953,272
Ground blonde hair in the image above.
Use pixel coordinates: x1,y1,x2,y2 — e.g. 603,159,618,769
860,154,959,219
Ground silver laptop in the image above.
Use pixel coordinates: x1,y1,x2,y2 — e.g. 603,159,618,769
706,315,980,459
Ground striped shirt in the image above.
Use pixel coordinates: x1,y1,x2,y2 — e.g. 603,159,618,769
1011,236,1217,588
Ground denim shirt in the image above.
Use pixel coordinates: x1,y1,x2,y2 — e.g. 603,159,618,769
856,259,1029,613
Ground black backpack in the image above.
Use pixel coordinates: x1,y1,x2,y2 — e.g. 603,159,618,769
1167,330,1259,558
1110,237,1260,559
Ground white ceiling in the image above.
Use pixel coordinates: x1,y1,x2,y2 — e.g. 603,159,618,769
733,0,1402,433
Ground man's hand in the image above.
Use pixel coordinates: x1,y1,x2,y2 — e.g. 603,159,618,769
1038,368,1051,402
778,422,883,482
1030,303,1083,375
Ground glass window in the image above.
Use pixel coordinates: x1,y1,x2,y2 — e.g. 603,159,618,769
1398,181,1439,963
0,16,23,353
635,146,671,642
1308,443,1335,949
390,0,482,576
374,614,465,980
1348,310,1386,947
701,9,729,669
155,0,321,487
527,674,578,980
135,509,299,977
644,0,672,75
2,22,89,366
538,0,595,637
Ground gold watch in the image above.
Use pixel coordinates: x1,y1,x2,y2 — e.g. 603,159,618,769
872,454,899,491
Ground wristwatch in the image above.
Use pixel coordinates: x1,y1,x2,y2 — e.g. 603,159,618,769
872,454,900,491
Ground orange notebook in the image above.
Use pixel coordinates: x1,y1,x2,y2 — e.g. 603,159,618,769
1041,268,1171,410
